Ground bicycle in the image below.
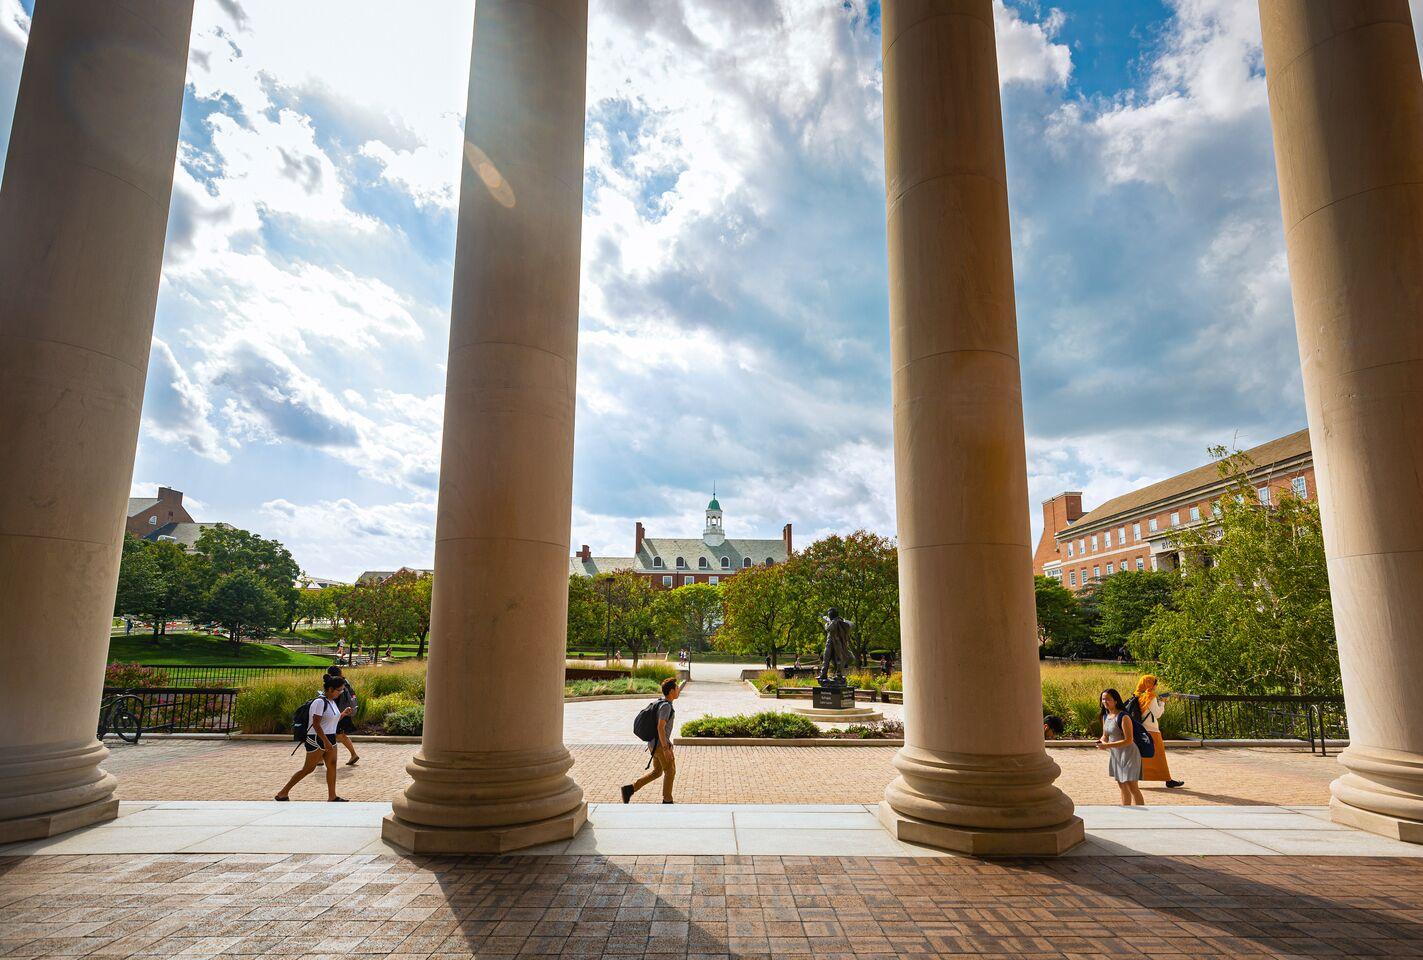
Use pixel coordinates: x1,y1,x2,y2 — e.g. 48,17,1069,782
97,691,144,744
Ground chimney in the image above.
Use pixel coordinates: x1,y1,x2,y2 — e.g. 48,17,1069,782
634,521,645,555
782,522,793,556
158,486,181,502
577,544,591,560
1033,492,1085,576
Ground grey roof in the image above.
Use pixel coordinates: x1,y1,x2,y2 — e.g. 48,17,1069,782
127,497,160,516
569,556,637,577
143,521,229,550
638,537,787,574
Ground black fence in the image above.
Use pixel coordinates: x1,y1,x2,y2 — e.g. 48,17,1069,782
155,664,331,686
101,687,238,735
1170,693,1348,755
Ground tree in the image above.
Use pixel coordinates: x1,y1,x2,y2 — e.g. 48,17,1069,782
795,531,899,666
205,570,286,650
193,525,301,628
598,571,656,665
651,582,723,651
346,574,423,660
1092,570,1178,655
566,574,604,653
293,588,333,629
114,536,198,637
716,562,799,667
1033,575,1087,656
1133,448,1337,694
406,573,434,659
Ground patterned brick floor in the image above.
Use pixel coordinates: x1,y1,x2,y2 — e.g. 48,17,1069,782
100,740,1338,806
2,852,1422,958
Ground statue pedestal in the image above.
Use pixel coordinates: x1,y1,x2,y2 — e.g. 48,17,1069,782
813,685,854,710
793,684,883,722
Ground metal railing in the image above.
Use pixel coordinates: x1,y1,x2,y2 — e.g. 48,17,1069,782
100,687,238,734
156,664,331,686
1170,693,1347,756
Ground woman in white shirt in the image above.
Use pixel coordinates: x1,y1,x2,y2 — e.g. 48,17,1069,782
1131,674,1184,789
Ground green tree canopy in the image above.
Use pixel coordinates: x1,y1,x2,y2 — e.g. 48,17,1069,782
205,570,286,650
1132,449,1337,695
597,570,656,664
1092,569,1179,655
716,562,800,667
114,536,201,636
795,531,899,666
651,582,723,651
566,574,605,652
1033,575,1087,656
193,525,301,626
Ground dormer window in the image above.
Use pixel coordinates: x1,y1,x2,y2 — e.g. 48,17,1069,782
742,557,751,568
676,557,686,570
652,557,663,569
699,557,709,569
148,516,157,525
764,558,774,566
721,556,730,569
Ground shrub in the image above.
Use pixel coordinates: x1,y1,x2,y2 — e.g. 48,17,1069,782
630,661,678,682
680,711,821,739
347,661,425,701
753,669,780,692
104,663,170,688
831,719,904,739
565,678,660,697
383,704,424,736
233,676,314,734
364,693,419,726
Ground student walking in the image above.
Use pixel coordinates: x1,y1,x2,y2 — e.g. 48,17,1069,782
275,675,349,802
622,678,680,804
1127,674,1184,789
1097,688,1145,805
324,667,361,766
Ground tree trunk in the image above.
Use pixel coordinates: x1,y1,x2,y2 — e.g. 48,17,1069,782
416,631,428,659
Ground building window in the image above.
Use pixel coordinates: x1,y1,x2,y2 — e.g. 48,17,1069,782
684,576,695,585
1078,538,1086,554
1170,512,1181,527
1148,518,1158,533
1258,486,1271,505
676,557,686,569
1106,563,1114,575
1135,558,1144,571
708,576,719,586
743,557,751,568
764,557,775,566
1093,566,1100,579
1117,527,1126,546
1132,522,1142,541
652,557,663,569
1189,506,1201,522
1090,535,1098,551
721,556,730,569
1067,542,1074,557
1212,501,1223,518
661,575,672,587
1069,570,1077,586
698,557,709,570
1292,476,1308,499
148,515,157,525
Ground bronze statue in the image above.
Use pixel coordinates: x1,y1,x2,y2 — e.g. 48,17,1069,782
818,608,855,686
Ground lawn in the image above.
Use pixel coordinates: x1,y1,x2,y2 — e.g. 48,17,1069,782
107,632,331,666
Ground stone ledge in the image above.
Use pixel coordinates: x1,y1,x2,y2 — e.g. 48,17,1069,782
878,801,1086,856
381,803,587,854
674,737,903,747
0,797,119,844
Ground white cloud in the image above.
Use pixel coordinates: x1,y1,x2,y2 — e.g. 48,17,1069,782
142,338,231,463
259,496,436,581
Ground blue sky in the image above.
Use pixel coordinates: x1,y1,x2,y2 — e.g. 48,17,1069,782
2,1,1419,581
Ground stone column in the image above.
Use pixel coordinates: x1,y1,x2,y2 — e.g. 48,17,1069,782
382,0,588,854
1259,0,1423,843
876,0,1082,855
0,1,193,843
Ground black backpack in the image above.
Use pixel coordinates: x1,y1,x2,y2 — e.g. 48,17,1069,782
291,695,330,743
633,698,671,745
1122,697,1156,759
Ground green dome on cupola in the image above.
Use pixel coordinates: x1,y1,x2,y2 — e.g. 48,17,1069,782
707,497,721,511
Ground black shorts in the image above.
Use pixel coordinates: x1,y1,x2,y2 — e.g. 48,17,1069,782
336,716,355,735
304,735,334,754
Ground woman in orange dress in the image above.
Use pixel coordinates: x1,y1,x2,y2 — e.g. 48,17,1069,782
1131,675,1184,789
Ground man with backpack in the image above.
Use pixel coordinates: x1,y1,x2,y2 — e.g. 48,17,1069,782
275,674,349,802
622,678,680,804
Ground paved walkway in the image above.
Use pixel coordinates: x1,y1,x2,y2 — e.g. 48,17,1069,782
3,801,1421,859
2,844,1421,959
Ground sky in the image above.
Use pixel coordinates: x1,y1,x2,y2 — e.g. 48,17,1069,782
2,1,1421,582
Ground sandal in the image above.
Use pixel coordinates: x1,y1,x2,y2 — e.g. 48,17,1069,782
330,796,348,802
346,757,360,766
274,795,289,802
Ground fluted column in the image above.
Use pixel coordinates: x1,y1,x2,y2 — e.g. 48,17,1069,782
0,1,193,843
1259,0,1423,844
876,0,1082,855
382,0,588,853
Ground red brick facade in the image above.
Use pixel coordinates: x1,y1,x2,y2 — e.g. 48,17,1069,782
125,486,193,537
1034,430,1315,592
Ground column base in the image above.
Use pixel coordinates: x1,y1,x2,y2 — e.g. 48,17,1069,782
0,797,119,844
1330,797,1423,844
878,800,1083,855
1329,745,1423,844
382,803,586,854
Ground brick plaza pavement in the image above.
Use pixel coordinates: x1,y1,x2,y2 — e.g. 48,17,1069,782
102,739,1338,806
3,850,1422,958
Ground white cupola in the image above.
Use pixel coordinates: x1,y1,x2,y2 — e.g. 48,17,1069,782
703,489,725,546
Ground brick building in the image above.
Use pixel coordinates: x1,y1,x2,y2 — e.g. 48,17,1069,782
570,495,793,589
125,486,193,536
1034,428,1314,592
